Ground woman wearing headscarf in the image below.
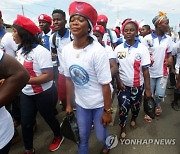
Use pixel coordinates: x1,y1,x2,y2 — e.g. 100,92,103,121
142,11,173,122
114,19,152,138
12,15,63,154
62,1,113,154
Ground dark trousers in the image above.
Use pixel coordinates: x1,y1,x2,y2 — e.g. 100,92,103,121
12,95,21,122
0,140,11,154
20,85,61,150
117,85,143,127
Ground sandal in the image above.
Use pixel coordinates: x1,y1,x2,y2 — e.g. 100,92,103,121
155,106,162,116
144,114,152,123
100,148,110,154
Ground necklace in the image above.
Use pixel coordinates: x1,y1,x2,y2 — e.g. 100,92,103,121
75,40,89,58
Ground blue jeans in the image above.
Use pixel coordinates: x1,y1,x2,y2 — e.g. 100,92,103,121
76,104,109,154
150,76,168,106
20,85,61,150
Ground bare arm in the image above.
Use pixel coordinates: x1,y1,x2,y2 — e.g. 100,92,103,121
65,77,74,113
167,53,173,67
142,67,152,98
28,69,53,84
101,84,112,126
0,53,30,107
109,59,118,77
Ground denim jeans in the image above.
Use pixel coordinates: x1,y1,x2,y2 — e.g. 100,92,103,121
76,104,109,154
20,85,61,150
150,76,168,106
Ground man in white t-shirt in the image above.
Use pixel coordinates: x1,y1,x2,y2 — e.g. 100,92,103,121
50,9,72,111
97,14,118,49
0,50,29,153
0,32,17,57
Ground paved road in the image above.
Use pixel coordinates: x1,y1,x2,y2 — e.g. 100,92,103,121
9,88,180,154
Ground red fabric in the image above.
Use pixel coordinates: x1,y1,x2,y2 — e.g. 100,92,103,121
97,14,108,23
163,48,168,76
133,59,141,87
93,25,105,35
23,61,43,94
113,27,120,37
69,1,98,26
38,14,52,24
58,74,66,101
14,15,40,35
121,19,139,35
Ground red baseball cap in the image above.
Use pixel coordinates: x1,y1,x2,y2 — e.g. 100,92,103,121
69,1,98,27
38,14,52,24
93,25,105,35
14,15,40,35
97,14,108,23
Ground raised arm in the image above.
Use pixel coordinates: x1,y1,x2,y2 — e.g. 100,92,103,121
0,53,30,107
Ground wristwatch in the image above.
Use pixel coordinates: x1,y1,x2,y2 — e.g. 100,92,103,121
104,108,111,114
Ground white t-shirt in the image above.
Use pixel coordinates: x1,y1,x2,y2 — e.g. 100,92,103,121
62,40,112,109
0,32,17,57
104,44,116,60
16,45,53,95
114,41,150,87
49,29,71,74
142,32,172,78
172,40,180,74
103,29,118,47
0,50,14,149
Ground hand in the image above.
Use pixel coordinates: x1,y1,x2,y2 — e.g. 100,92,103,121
118,81,126,91
66,104,72,114
101,112,112,127
144,89,152,99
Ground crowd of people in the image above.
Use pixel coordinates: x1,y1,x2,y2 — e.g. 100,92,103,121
0,1,180,154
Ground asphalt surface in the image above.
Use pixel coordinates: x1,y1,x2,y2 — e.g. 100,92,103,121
9,87,180,154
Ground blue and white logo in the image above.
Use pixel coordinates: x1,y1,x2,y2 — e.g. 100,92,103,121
69,65,89,86
105,135,118,149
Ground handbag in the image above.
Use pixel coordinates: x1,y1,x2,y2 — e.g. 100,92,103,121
143,97,155,119
60,112,80,144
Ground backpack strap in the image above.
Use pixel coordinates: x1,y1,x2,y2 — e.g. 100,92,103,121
52,31,58,51
107,29,113,45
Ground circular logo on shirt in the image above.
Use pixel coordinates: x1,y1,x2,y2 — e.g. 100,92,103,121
105,135,118,149
135,53,141,61
69,65,89,86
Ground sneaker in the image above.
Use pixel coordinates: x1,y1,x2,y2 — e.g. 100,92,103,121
49,136,64,152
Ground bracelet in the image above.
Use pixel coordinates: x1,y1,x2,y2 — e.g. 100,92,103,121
104,108,111,114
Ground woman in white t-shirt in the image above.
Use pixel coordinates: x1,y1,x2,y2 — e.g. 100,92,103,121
63,1,113,154
0,50,29,153
114,20,152,139
12,15,63,154
142,11,173,118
